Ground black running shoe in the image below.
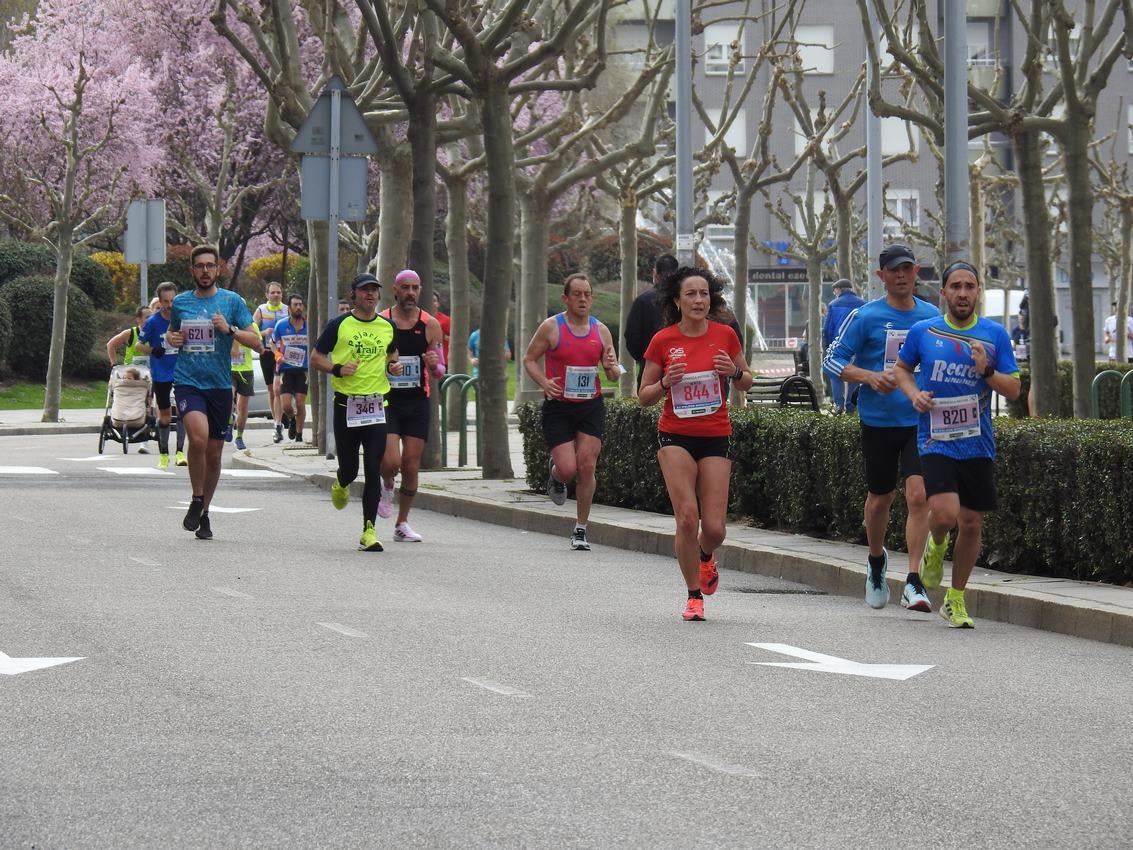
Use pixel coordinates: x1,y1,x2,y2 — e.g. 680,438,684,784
182,499,203,531
195,515,213,540
287,415,297,440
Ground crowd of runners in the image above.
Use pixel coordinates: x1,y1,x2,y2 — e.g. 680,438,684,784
106,242,1018,629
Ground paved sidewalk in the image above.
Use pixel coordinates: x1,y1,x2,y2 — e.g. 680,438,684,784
7,407,1133,646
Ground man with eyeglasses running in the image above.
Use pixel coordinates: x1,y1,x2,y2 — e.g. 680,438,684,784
166,246,262,540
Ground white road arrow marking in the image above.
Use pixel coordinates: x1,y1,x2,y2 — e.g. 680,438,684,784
746,643,933,681
129,556,161,567
318,622,369,638
222,470,289,479
0,466,58,475
61,456,123,462
0,651,83,676
167,504,260,514
669,751,760,778
100,467,174,476
461,677,531,697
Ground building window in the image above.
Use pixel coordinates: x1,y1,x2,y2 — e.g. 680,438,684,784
705,107,747,155
1045,23,1079,70
884,189,919,237
793,24,834,75
704,23,744,76
881,116,919,155
967,20,995,67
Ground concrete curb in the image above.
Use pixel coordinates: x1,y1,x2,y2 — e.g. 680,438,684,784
232,452,1133,648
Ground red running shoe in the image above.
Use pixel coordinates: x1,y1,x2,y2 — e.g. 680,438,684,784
699,554,719,596
682,597,705,621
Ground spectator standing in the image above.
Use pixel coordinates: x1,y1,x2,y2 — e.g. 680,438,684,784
1102,301,1133,362
624,253,680,390
823,279,866,413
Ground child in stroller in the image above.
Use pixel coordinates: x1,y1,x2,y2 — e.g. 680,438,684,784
98,365,157,454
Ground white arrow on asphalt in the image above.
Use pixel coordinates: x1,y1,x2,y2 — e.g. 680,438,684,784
167,503,260,514
746,643,933,681
100,467,175,476
0,651,84,676
0,466,58,475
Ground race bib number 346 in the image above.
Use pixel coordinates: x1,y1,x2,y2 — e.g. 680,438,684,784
346,394,386,427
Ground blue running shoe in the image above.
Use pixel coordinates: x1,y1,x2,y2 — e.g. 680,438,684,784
865,550,890,609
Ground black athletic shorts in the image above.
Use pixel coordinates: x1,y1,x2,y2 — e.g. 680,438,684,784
175,385,232,440
860,424,922,495
232,370,255,397
542,396,605,449
920,454,997,512
657,431,731,462
280,369,308,396
153,380,174,411
259,351,276,386
385,393,430,440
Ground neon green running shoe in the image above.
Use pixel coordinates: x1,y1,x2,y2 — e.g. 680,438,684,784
920,533,947,589
940,588,974,629
330,479,349,510
359,520,383,552
175,450,188,467
157,453,170,470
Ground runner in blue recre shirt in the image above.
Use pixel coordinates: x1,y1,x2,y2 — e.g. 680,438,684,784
166,245,261,541
894,260,1021,629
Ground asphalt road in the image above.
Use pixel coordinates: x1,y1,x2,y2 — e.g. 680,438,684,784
2,434,1131,849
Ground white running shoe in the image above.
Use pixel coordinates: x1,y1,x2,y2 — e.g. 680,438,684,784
394,522,422,542
378,481,395,518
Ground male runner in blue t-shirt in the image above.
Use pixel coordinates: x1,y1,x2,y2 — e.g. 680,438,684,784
139,281,186,469
894,260,1020,629
166,245,260,540
824,244,939,612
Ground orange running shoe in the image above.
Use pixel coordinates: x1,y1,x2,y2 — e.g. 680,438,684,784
700,554,719,596
682,597,705,621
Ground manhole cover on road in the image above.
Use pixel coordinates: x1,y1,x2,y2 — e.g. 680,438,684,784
728,587,827,595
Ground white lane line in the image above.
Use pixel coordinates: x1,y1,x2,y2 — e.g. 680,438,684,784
61,456,123,462
0,466,58,475
166,505,261,514
222,470,289,479
213,586,254,600
129,556,161,567
100,467,175,476
461,677,532,698
668,751,760,778
317,622,369,638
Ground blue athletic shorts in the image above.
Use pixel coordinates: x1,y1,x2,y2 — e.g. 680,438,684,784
175,385,233,440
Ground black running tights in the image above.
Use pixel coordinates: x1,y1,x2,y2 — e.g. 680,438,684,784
333,404,387,524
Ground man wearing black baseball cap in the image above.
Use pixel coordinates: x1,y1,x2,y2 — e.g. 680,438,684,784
823,243,938,613
310,271,403,551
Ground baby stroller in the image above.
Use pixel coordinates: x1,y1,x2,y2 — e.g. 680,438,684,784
98,364,157,454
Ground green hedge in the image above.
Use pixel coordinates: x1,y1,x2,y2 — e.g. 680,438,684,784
0,241,115,310
1007,361,1133,418
0,275,96,379
518,399,1133,584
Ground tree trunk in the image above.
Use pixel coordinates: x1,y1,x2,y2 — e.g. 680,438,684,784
477,78,516,479
1013,131,1060,417
407,95,441,468
617,189,637,397
970,174,986,316
42,237,74,423
516,188,551,403
807,254,824,398
1119,204,1132,363
444,171,471,431
1063,123,1097,418
731,194,753,404
377,147,413,301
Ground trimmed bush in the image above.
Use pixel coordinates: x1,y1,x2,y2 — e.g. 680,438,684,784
518,399,1133,584
90,251,140,308
0,275,96,379
1007,361,1133,419
0,239,52,285
0,297,11,372
70,254,115,311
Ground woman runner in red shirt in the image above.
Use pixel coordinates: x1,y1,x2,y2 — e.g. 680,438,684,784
639,268,753,621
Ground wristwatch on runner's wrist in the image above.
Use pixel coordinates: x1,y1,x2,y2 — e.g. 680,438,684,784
982,364,995,378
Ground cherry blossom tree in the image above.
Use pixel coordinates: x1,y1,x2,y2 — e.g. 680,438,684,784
0,0,162,421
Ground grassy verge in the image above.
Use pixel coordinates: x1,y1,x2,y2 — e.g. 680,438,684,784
0,380,106,409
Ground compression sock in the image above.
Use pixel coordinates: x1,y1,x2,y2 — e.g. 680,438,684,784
158,424,170,454
688,589,703,600
868,553,886,571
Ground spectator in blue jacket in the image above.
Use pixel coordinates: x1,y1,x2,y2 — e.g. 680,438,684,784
823,279,865,412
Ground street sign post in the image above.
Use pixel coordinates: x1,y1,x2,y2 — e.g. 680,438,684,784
291,76,378,458
124,198,166,306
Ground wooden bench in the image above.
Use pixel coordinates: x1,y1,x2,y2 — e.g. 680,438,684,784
746,375,820,411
